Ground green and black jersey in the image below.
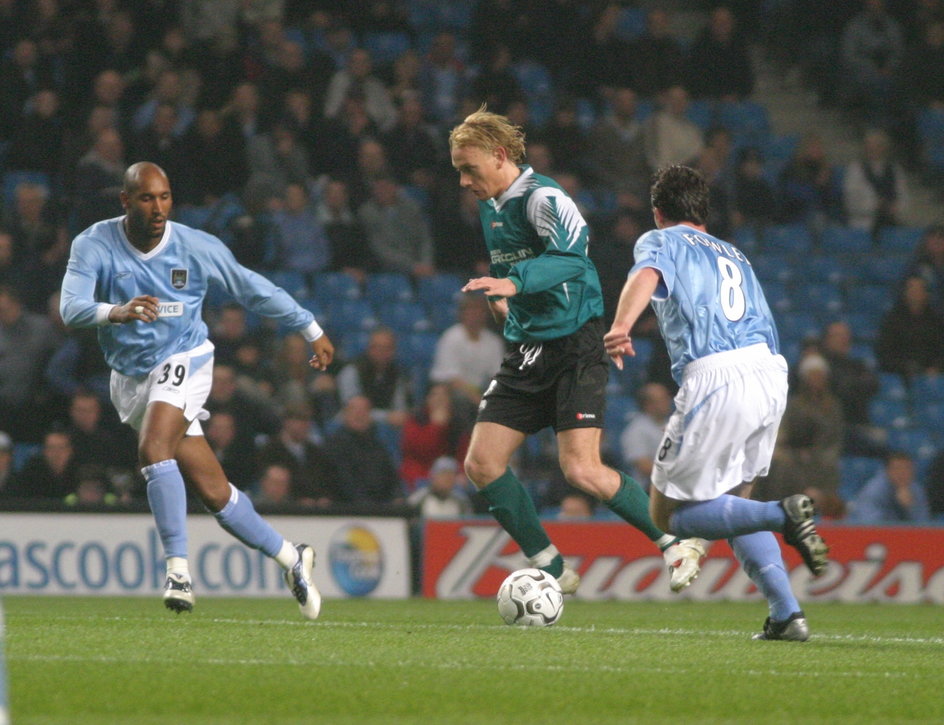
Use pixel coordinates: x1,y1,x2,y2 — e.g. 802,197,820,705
480,166,605,343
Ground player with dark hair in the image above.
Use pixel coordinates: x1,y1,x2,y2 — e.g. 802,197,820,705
605,165,830,640
449,107,706,595
59,162,334,618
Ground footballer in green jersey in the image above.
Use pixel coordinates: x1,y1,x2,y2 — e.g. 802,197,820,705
449,107,706,597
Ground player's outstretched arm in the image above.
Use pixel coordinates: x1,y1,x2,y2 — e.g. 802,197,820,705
605,267,661,370
309,334,335,371
462,276,518,298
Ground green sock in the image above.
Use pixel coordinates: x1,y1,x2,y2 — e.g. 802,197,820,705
481,468,554,564
605,472,673,545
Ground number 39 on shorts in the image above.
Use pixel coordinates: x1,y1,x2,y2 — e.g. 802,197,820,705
157,363,186,386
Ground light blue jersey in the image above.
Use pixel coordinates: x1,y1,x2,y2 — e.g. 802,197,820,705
60,217,316,377
631,224,779,384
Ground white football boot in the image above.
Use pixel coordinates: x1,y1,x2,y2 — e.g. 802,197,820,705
284,544,322,620
663,538,708,592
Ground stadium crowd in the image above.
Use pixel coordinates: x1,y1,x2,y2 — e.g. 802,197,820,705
1,0,943,523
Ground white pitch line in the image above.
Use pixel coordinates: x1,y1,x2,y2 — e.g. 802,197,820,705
13,614,944,646
7,652,933,681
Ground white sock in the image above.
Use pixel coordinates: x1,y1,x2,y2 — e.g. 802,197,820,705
166,557,190,579
656,534,677,551
274,540,299,570
528,544,561,569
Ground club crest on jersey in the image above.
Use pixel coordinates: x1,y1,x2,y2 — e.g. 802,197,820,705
170,268,188,289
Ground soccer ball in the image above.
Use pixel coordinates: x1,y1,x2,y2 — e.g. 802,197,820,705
496,568,564,627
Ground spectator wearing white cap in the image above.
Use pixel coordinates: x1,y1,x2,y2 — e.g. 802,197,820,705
407,456,472,519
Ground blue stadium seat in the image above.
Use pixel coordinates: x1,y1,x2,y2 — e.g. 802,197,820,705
398,331,440,368
2,170,51,205
761,280,792,313
362,31,412,66
312,271,362,305
868,398,911,430
750,252,795,284
173,204,214,230
839,456,882,501
297,296,326,319
792,281,843,316
850,342,877,370
686,99,716,130
762,224,813,254
12,443,40,472
776,310,820,342
326,298,377,332
616,6,647,40
861,254,908,285
886,428,935,458
269,270,309,299
913,399,944,430
417,273,463,307
845,284,893,318
876,226,925,254
877,372,908,402
911,373,944,402
513,60,555,127
797,255,844,285
337,329,371,361
717,101,770,145
375,301,431,334
819,226,872,255
841,311,880,342
364,273,414,306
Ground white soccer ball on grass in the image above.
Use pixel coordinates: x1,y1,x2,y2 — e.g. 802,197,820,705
496,568,564,627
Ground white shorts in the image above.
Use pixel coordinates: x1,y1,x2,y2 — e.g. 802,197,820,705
110,340,215,436
650,343,788,502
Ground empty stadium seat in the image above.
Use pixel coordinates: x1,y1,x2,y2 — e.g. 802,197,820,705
819,226,872,255
876,226,924,254
398,331,440,368
2,170,51,205
911,373,944,402
417,273,463,307
776,310,821,343
868,398,911,430
877,372,908,401
839,456,882,501
793,281,843,315
269,270,309,299
362,31,412,65
364,273,414,306
326,298,376,332
762,224,814,254
375,300,431,334
312,271,361,304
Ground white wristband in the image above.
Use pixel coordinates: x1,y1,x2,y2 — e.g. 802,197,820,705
96,303,118,325
300,320,324,342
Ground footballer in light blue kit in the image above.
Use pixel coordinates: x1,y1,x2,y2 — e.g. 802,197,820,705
59,162,334,619
605,165,829,641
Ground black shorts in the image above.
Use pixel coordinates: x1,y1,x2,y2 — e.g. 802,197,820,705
476,317,609,434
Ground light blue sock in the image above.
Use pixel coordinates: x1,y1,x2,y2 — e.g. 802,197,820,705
143,460,189,559
214,484,283,557
669,494,784,540
731,533,800,622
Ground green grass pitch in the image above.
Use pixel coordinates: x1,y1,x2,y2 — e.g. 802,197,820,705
4,596,943,724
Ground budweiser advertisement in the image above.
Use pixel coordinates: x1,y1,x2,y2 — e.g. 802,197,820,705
422,520,944,604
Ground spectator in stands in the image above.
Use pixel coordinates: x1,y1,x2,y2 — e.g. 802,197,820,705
7,429,79,500
902,21,944,112
252,462,295,507
269,333,336,425
72,126,126,232
325,395,403,504
247,120,311,199
574,2,634,97
777,132,842,227
643,85,705,172
399,383,472,492
131,68,195,138
906,224,944,314
349,137,394,208
407,455,472,518
430,293,506,406
387,49,422,107
271,183,332,278
316,178,376,280
0,231,12,290
381,94,443,192
630,7,686,98
557,491,596,520
730,147,777,232
843,128,910,233
324,48,397,132
0,38,52,141
0,284,60,442
924,446,944,517
418,32,466,128
589,210,645,324
178,107,248,205
875,275,944,379
620,382,673,492
5,182,57,268
755,353,846,519
839,0,905,124
538,99,588,177
205,408,259,490
430,186,490,276
0,431,14,499
819,320,886,457
65,389,135,481
845,450,930,523
358,174,435,278
129,102,189,184
209,303,255,369
206,363,282,451
4,88,64,175
257,403,335,507
336,326,411,427
686,6,754,100
258,39,333,123
694,145,733,240
471,43,524,114
222,81,264,143
585,87,651,214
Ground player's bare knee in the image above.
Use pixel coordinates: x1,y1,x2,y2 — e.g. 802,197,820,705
464,453,501,489
137,439,176,468
561,461,607,499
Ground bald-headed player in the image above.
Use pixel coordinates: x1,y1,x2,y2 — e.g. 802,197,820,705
60,162,334,618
